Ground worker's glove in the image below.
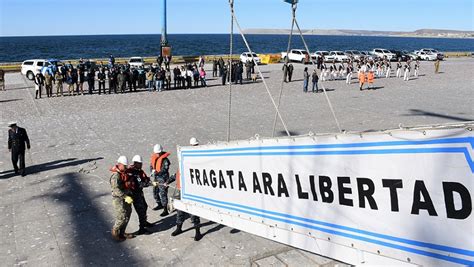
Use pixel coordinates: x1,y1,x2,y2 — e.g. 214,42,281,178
152,181,159,187
124,196,133,204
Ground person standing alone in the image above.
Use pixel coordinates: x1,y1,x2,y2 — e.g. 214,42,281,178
303,67,309,93
7,122,30,176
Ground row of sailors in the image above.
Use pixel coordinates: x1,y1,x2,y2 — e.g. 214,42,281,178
319,60,420,83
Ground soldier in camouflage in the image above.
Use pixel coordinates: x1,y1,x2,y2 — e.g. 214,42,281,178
110,156,135,241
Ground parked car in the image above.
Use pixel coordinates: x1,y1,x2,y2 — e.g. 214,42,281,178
329,51,349,62
21,59,64,80
344,50,363,61
403,50,420,60
41,59,64,75
360,51,377,61
240,52,261,64
281,49,312,63
315,51,335,62
389,50,409,62
416,51,438,61
129,57,145,68
371,48,396,60
419,48,444,60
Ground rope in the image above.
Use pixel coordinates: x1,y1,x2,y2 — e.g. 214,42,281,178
294,19,343,132
272,4,296,138
226,0,234,142
230,4,291,137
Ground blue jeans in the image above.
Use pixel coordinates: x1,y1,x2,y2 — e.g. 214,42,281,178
147,80,154,91
156,80,163,91
303,79,308,92
312,82,318,92
200,77,207,87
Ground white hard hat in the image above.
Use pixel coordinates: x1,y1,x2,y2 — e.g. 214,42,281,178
117,156,128,165
189,137,199,146
153,144,163,154
132,155,142,163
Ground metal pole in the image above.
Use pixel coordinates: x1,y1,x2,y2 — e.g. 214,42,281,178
161,0,168,47
227,0,234,142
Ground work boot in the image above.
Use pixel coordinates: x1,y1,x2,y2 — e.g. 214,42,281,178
153,204,163,211
171,224,183,236
135,228,151,235
123,233,135,239
194,227,203,241
160,209,169,217
143,221,154,228
111,228,125,241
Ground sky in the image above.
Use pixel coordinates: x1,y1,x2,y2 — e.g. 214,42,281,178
0,0,473,36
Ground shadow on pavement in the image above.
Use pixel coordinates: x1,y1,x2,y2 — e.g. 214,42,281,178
0,98,22,103
406,109,474,122
34,172,142,265
0,157,103,179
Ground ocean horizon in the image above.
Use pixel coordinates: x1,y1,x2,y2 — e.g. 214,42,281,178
1,34,473,62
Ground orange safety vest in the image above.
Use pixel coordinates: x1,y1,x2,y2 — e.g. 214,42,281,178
110,165,135,190
176,170,181,190
150,152,171,172
367,72,375,83
358,72,366,83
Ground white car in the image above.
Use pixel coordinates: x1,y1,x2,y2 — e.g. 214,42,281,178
129,57,144,68
417,51,438,61
329,51,349,62
345,50,363,61
315,51,335,62
21,59,46,80
419,48,444,60
281,49,311,63
240,52,261,64
371,48,396,60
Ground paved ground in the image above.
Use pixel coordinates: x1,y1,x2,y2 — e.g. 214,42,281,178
0,58,473,266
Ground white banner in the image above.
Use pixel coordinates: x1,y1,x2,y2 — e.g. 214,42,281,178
176,125,474,266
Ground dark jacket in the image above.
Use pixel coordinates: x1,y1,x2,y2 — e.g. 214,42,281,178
8,127,30,151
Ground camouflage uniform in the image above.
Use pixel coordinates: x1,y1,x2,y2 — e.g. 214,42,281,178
152,155,170,207
176,210,200,226
110,167,132,235
127,167,151,228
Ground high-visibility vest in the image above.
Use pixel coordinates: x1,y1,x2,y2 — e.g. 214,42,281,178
176,171,181,190
150,152,171,172
367,72,375,83
110,165,136,190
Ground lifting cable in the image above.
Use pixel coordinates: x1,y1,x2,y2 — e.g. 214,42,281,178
227,0,234,142
292,5,343,132
272,4,296,138
227,0,291,139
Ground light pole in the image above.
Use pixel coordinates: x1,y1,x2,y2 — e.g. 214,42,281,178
161,0,171,58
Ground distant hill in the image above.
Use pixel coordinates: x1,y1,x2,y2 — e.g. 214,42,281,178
243,28,474,38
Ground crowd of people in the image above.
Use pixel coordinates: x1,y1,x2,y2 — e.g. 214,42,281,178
30,55,261,99
10,52,443,99
298,56,441,93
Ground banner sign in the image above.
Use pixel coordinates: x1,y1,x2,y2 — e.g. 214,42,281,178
176,125,474,266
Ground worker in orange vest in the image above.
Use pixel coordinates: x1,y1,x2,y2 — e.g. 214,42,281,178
367,70,375,90
168,137,202,241
358,71,366,91
110,156,135,241
150,144,171,217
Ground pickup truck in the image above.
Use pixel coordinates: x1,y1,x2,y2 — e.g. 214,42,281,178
281,49,312,64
